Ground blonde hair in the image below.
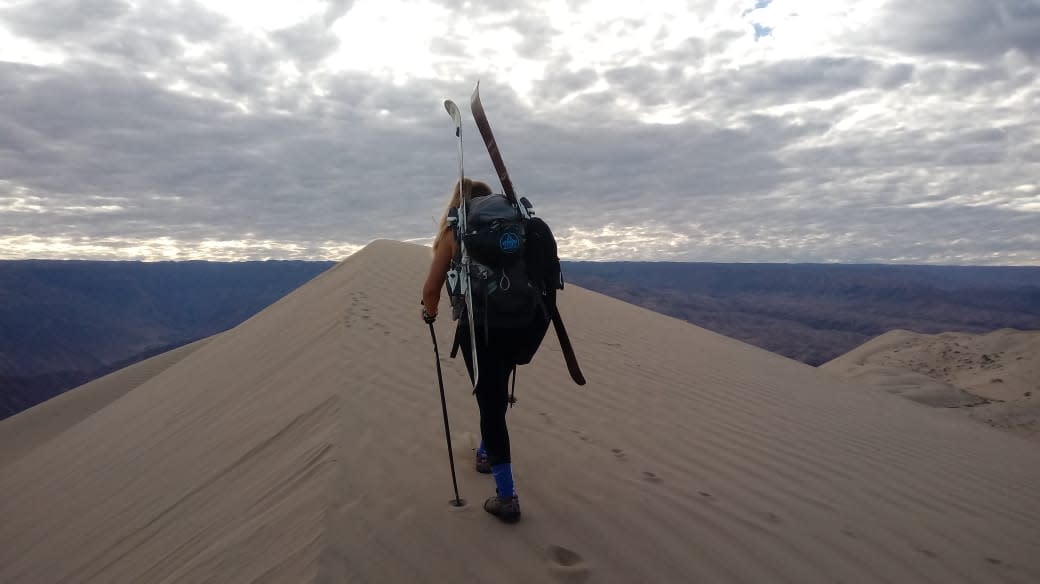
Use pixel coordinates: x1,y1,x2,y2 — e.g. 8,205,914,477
433,178,493,253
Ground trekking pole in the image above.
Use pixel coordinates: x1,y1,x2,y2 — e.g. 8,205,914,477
424,310,465,507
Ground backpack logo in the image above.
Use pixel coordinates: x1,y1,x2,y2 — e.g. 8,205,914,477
499,232,521,254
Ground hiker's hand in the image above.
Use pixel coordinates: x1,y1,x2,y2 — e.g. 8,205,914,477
421,301,436,324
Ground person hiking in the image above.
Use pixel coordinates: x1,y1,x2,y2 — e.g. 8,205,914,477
421,178,524,523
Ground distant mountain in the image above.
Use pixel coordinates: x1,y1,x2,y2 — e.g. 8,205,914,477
4,257,1038,420
562,262,1040,366
0,260,335,419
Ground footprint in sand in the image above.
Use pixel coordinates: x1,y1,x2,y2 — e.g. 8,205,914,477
611,448,626,461
642,471,663,484
914,546,938,559
546,545,589,583
569,429,593,444
760,511,782,524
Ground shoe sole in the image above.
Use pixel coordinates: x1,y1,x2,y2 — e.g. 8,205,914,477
489,510,521,523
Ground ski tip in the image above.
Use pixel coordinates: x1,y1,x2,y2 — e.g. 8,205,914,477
444,100,462,127
471,80,481,102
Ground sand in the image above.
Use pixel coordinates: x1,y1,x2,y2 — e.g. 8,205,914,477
0,336,215,468
1,240,1038,583
822,329,1040,441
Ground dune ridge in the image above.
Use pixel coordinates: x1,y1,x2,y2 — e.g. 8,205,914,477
2,240,1038,583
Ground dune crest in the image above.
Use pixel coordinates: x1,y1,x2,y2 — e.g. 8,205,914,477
2,240,1039,583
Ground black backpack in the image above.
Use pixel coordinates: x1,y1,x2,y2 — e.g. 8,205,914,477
449,194,562,365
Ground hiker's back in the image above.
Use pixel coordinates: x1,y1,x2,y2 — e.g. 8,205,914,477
449,194,562,365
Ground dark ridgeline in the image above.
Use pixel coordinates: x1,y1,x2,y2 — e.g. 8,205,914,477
562,262,1040,366
0,260,335,419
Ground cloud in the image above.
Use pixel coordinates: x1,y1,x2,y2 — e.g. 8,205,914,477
0,0,1036,264
874,0,1040,62
714,56,915,107
324,0,357,24
270,18,342,69
1,0,133,41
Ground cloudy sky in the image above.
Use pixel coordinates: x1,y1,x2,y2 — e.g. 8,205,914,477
1,0,1037,263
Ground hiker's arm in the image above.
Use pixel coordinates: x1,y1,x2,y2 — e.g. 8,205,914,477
422,237,455,318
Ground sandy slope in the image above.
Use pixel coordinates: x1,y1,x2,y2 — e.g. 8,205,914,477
822,329,1040,441
2,240,1039,583
0,336,215,468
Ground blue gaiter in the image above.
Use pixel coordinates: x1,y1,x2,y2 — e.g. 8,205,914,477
491,463,515,498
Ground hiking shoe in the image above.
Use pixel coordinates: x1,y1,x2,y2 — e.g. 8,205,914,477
475,451,492,474
484,494,521,523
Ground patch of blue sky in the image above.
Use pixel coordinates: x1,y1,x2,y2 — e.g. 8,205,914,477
743,0,774,18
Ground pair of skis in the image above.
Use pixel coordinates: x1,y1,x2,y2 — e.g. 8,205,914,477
444,83,586,387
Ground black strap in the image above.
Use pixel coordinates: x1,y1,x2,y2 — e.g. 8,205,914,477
537,293,550,320
450,325,461,359
508,365,517,407
482,283,490,343
551,308,586,385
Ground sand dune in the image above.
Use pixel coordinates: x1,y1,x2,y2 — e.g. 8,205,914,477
0,336,215,468
2,240,1038,583
822,329,1040,441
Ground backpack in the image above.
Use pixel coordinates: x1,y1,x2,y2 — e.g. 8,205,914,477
448,194,562,365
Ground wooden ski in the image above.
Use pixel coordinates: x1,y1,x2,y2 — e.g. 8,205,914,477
470,82,586,386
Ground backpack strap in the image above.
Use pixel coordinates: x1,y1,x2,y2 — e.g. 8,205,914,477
482,281,490,342
450,325,461,359
508,365,518,408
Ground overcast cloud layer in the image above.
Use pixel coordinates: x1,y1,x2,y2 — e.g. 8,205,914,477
1,0,1038,263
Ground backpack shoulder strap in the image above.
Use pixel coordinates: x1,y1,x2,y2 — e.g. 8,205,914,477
450,324,462,358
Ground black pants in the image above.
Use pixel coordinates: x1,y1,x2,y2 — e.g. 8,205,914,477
457,322,519,467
